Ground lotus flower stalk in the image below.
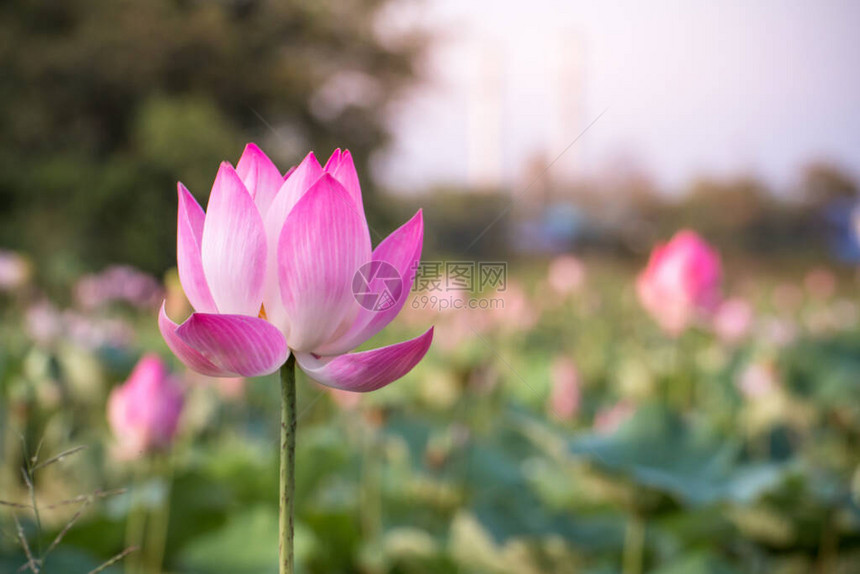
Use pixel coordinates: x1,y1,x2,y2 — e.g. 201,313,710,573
159,144,433,573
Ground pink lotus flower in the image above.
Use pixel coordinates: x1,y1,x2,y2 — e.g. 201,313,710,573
736,361,778,399
107,354,184,458
636,230,722,335
594,400,635,435
25,301,63,346
547,255,585,297
0,249,30,291
76,265,163,310
547,357,581,421
759,316,798,348
713,297,754,344
159,144,433,391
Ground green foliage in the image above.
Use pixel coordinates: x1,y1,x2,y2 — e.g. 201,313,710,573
651,552,745,574
178,507,281,574
2,261,860,572
569,404,786,506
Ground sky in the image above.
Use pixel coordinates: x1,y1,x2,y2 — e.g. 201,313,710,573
375,0,860,194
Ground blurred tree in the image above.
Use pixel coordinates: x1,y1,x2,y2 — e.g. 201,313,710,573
0,0,425,281
798,161,858,206
680,175,772,234
798,162,860,262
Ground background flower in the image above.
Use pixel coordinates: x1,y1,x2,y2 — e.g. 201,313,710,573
107,354,185,459
637,230,722,335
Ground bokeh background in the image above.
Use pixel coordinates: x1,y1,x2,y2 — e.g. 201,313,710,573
2,1,860,573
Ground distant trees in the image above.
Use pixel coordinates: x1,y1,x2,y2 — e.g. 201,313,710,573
0,0,424,281
799,162,858,206
403,161,860,263
632,165,859,261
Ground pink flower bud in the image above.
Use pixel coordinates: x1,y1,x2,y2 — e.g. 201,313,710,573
107,354,184,459
637,230,722,335
548,357,581,421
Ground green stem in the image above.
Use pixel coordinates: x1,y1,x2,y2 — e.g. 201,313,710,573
145,454,173,574
125,462,148,574
279,356,297,574
360,421,381,541
27,466,42,556
669,334,691,412
817,509,837,574
622,512,645,574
